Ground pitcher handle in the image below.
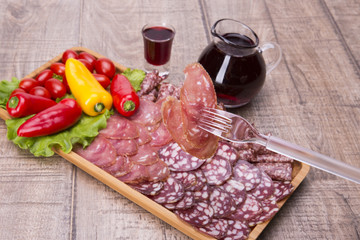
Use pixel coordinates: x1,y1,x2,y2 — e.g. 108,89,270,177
260,42,282,74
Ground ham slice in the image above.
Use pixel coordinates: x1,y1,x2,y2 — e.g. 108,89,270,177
161,63,219,159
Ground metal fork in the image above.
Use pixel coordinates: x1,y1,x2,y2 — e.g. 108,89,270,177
199,108,360,184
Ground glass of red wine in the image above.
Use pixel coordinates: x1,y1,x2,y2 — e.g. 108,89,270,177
198,18,282,108
142,23,175,77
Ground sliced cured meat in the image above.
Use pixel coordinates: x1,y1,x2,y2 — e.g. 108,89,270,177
237,149,255,163
273,181,294,202
129,181,164,196
233,160,262,191
222,220,251,240
255,153,294,163
175,201,214,227
151,177,185,204
227,195,262,221
135,123,152,146
215,141,239,165
187,169,207,192
180,63,218,149
145,121,161,132
74,136,116,168
130,144,159,165
249,170,275,200
137,70,165,96
163,191,195,210
255,162,293,181
220,179,246,206
129,98,162,126
198,218,228,239
100,114,139,139
231,141,252,150
201,156,232,185
209,188,237,218
150,122,172,147
162,96,217,159
140,89,158,102
170,171,197,190
108,138,138,156
146,160,170,182
159,142,206,172
193,184,212,202
157,82,180,101
248,197,279,227
117,160,169,184
102,155,133,176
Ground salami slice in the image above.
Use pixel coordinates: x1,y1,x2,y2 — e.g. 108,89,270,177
137,70,165,96
220,179,246,206
187,169,207,192
130,144,159,165
233,160,262,191
193,184,212,202
248,197,279,227
215,141,239,165
198,218,228,239
116,164,146,184
135,123,152,146
227,195,263,221
146,160,170,182
273,181,294,202
157,82,181,101
237,149,255,163
170,171,197,190
255,162,293,181
100,114,139,139
222,220,251,240
163,191,194,210
180,63,218,149
151,177,185,204
201,156,232,185
249,170,275,200
255,153,294,163
209,188,237,218
74,135,116,168
129,181,164,196
150,122,172,147
102,155,133,176
175,201,214,227
129,98,162,126
159,142,206,171
108,138,138,156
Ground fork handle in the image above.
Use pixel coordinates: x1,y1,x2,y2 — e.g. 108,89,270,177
261,134,360,184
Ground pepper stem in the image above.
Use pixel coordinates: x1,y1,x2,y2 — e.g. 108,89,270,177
94,103,105,112
8,96,19,109
123,100,135,112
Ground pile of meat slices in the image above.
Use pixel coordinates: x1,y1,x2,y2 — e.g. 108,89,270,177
74,64,295,240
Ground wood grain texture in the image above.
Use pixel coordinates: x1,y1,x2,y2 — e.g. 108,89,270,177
0,0,360,239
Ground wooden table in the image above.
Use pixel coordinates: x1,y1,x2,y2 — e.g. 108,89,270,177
0,0,359,239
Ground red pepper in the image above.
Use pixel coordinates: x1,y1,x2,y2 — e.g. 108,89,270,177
110,74,140,117
6,92,57,118
17,98,82,137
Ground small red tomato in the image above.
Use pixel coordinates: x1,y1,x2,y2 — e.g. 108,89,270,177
50,62,66,76
78,52,96,67
95,58,116,78
44,78,67,99
62,75,71,93
19,78,40,92
29,86,52,99
93,73,111,89
10,88,26,96
78,59,94,72
36,69,54,86
62,49,78,63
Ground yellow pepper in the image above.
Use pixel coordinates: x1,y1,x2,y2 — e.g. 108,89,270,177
65,58,113,116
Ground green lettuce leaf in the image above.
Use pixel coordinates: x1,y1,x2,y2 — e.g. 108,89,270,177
0,77,20,109
6,110,112,157
122,68,146,92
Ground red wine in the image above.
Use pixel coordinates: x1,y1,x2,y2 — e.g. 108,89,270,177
198,33,266,107
143,26,175,66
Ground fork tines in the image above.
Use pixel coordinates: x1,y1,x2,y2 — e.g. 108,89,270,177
199,108,232,133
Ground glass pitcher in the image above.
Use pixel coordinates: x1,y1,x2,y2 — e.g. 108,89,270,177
198,18,282,108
